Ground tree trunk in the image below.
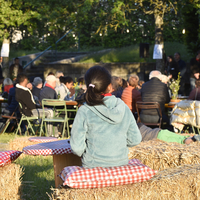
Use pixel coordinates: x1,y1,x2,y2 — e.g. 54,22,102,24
1,38,10,78
154,13,165,72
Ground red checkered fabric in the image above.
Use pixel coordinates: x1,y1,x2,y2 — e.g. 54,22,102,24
59,159,157,188
23,139,72,156
28,137,58,143
0,150,22,167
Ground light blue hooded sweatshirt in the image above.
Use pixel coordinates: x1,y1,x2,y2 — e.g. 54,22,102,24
70,95,142,168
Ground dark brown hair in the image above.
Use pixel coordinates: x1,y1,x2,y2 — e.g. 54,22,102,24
84,66,111,106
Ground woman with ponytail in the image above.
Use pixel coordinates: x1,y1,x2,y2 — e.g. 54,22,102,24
70,66,141,168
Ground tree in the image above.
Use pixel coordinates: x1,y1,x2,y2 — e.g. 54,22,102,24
0,0,37,42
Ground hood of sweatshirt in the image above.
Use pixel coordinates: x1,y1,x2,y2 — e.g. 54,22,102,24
84,95,126,124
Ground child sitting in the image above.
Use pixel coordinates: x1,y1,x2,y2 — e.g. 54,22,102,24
70,66,142,168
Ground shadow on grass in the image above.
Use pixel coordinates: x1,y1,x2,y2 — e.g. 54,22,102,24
16,155,55,200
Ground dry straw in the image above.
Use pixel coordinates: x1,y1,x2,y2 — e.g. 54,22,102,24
128,139,200,170
49,164,200,200
9,137,40,152
0,163,23,200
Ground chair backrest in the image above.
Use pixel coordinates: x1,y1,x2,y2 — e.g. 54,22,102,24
136,101,162,128
41,99,67,118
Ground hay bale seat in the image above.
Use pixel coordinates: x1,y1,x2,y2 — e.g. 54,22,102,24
49,164,200,200
9,137,43,152
0,163,23,200
128,139,200,171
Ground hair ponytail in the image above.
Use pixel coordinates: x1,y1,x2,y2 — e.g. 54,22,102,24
84,66,111,106
85,86,104,106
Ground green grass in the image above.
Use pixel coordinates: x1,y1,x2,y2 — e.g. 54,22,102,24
9,50,40,60
16,155,54,200
79,42,192,63
0,133,20,143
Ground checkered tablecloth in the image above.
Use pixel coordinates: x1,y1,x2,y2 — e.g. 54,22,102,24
23,139,72,156
28,137,58,143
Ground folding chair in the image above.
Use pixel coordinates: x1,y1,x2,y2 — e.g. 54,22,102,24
136,101,162,128
1,106,20,134
39,99,69,138
15,103,38,135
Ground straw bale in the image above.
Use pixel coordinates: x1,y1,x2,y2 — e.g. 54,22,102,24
49,164,200,200
0,163,23,200
9,137,40,152
128,139,200,170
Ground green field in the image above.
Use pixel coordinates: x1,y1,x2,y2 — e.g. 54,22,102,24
79,42,191,63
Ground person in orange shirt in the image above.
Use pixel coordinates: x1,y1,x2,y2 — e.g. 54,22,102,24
121,74,142,114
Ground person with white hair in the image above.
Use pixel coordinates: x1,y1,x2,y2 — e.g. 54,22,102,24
55,71,64,87
39,75,57,102
140,70,170,126
3,78,13,93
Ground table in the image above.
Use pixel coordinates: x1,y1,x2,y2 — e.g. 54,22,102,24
23,139,82,187
28,137,58,143
65,101,78,106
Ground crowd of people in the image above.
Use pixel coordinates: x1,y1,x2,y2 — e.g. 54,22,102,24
0,52,200,168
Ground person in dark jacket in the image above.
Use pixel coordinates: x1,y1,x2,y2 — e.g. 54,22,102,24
32,77,43,99
15,73,58,137
188,79,200,100
140,70,170,125
9,58,23,80
111,76,124,98
39,75,57,102
189,51,200,91
166,55,179,80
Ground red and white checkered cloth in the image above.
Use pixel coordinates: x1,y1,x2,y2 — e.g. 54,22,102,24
0,150,22,167
28,137,58,143
23,139,72,156
60,159,157,188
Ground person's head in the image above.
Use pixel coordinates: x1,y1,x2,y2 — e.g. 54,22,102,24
3,78,13,86
60,76,74,89
0,57,2,63
17,73,28,87
128,74,139,87
78,76,85,85
84,66,112,106
195,79,200,88
14,57,19,65
55,71,64,78
122,79,128,89
149,70,161,80
159,74,169,84
167,55,174,63
33,77,43,89
174,52,180,62
47,71,55,76
46,75,57,89
111,76,122,91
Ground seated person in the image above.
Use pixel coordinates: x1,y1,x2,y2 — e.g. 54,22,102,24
15,73,58,137
111,76,124,98
188,79,200,100
3,78,13,94
55,71,64,87
121,74,141,113
32,77,43,99
39,75,57,102
55,76,74,100
140,70,170,125
71,66,142,168
2,84,19,116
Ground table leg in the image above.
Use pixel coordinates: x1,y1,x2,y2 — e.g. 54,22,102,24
53,153,82,188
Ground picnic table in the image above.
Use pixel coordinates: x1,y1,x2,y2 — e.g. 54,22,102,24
23,139,82,187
